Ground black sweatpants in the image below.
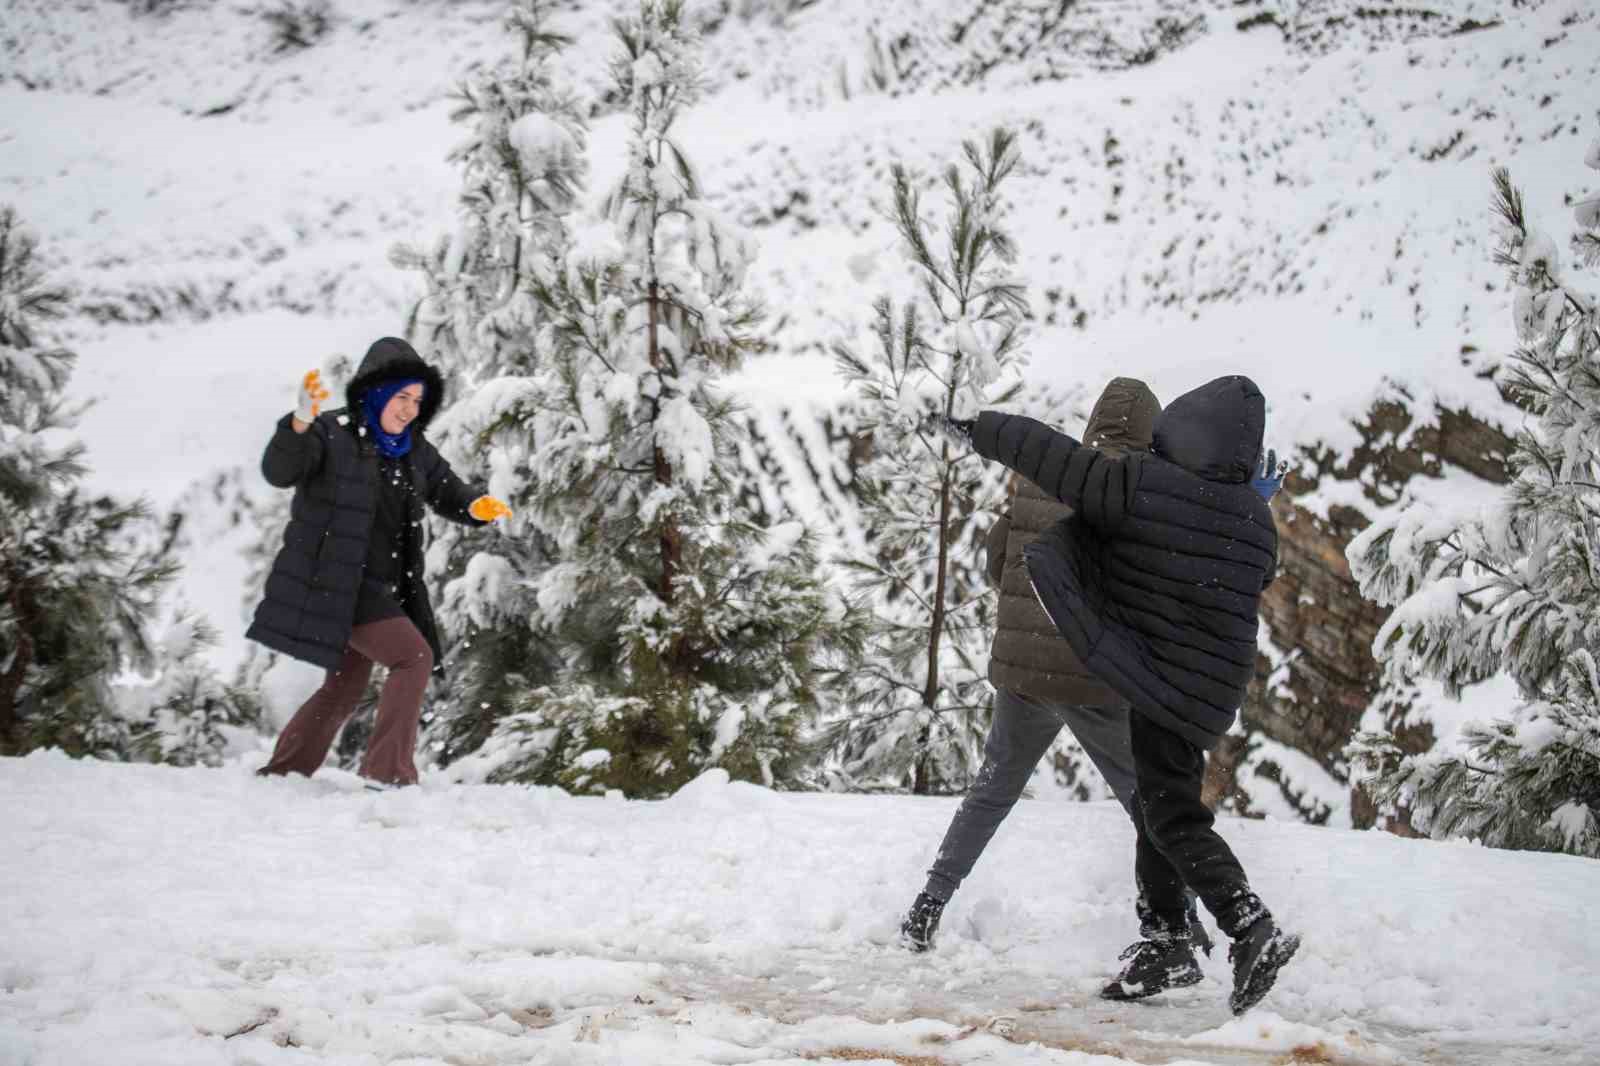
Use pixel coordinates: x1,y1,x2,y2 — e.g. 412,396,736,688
1129,710,1265,939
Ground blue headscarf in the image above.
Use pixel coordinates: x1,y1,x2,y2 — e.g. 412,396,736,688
360,377,424,458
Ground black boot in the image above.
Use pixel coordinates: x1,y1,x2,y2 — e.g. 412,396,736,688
1099,934,1203,1001
899,892,945,952
1228,915,1300,1015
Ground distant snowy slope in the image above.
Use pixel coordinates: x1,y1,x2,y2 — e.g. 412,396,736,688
2,0,1596,812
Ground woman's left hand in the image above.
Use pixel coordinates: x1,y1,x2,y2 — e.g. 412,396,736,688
469,496,513,522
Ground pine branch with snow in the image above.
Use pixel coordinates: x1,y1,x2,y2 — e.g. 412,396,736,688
1347,137,1600,856
393,0,587,386
124,613,263,767
818,128,1027,795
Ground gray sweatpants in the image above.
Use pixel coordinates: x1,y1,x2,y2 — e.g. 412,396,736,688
924,687,1136,902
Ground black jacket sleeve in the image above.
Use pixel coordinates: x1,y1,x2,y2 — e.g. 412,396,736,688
972,410,1135,534
261,413,326,488
416,443,488,527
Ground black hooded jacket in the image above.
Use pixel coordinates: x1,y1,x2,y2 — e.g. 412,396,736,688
246,337,486,675
971,376,1277,748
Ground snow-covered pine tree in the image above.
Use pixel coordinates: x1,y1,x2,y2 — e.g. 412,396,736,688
0,206,179,757
823,128,1027,794
391,0,585,766
452,0,857,795
1347,137,1600,857
395,0,586,385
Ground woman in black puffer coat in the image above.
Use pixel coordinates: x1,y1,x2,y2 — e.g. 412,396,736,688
250,337,511,787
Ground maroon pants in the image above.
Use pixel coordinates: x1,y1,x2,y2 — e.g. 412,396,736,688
258,616,433,785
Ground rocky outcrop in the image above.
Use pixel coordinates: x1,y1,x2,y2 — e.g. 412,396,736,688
1206,397,1514,824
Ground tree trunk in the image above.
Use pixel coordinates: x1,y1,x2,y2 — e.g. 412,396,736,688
913,453,956,795
647,280,682,608
923,454,954,707
0,573,37,755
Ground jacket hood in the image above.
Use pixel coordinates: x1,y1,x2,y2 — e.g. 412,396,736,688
1083,377,1160,457
1152,375,1265,483
345,337,446,434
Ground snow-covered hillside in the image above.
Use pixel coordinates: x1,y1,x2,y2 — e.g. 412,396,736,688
2,4,1596,810
4,753,1599,1065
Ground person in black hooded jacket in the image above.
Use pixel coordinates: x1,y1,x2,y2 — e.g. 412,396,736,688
250,337,512,788
931,374,1299,1016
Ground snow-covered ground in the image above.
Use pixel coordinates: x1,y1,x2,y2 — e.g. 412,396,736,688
5,2,1600,1061
4,753,1598,1065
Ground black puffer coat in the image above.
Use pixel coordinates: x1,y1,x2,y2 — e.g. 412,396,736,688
984,378,1161,707
246,338,485,675
971,376,1277,749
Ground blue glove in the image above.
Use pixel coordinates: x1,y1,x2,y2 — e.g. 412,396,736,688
1252,448,1285,501
922,414,975,449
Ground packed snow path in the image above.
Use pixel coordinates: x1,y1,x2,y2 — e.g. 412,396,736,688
4,754,1596,1065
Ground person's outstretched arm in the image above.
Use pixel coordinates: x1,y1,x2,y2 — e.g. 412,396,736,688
261,370,331,488
946,410,1136,533
414,446,510,528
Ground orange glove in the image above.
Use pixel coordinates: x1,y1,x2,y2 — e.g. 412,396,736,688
295,369,331,423
469,496,513,522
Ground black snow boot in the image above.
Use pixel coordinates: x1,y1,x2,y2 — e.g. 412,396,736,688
899,892,945,952
1099,934,1203,1001
1228,916,1301,1015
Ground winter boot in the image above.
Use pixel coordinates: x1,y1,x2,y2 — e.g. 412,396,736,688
899,892,945,953
1099,934,1203,1001
1227,916,1301,1015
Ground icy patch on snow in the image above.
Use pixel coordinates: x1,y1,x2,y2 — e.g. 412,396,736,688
1174,1011,1404,1062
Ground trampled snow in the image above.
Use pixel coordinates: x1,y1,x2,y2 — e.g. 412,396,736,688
4,753,1599,1065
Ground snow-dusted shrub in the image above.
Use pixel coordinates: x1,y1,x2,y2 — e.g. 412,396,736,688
125,616,262,767
1348,135,1600,857
262,0,333,55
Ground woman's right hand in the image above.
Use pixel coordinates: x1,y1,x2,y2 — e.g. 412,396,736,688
292,370,331,433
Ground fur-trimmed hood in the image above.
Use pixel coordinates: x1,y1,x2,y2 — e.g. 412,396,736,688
345,337,446,433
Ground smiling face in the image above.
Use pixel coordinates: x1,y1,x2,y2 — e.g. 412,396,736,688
380,383,424,435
